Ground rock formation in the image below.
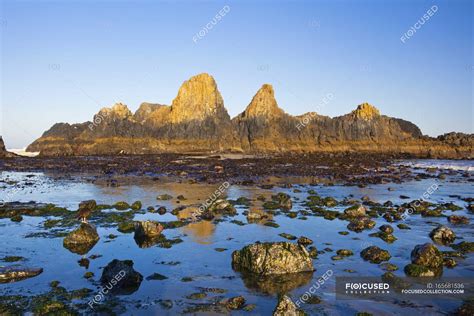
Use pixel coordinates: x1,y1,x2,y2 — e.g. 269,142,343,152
231,242,314,275
100,259,143,295
134,221,164,239
404,243,443,277
0,137,15,158
0,266,43,283
25,73,473,158
63,223,100,255
272,295,305,316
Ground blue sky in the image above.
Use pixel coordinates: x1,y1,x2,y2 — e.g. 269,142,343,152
1,0,472,149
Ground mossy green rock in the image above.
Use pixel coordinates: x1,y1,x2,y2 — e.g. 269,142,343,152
63,223,99,255
360,246,391,263
404,264,440,277
114,201,130,210
410,243,443,269
232,242,314,275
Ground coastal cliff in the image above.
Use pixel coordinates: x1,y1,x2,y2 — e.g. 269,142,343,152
26,73,473,158
0,137,15,158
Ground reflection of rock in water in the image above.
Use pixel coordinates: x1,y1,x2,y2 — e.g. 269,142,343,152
176,206,216,244
134,235,162,248
239,271,313,295
63,241,98,255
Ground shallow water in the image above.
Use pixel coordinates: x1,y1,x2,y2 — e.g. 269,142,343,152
0,160,473,315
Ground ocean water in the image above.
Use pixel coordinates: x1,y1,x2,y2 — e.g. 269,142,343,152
0,160,473,315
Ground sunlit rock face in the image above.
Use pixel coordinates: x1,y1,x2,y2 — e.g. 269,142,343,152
63,223,100,255
25,73,473,158
0,137,8,157
231,242,314,275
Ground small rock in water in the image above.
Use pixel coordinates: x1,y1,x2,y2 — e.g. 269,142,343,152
379,225,394,234
226,296,246,310
157,194,173,200
63,223,100,255
297,236,313,246
272,295,305,316
100,259,143,295
134,220,164,238
131,201,142,210
429,225,456,244
448,215,469,224
360,246,391,263
347,217,375,232
279,233,297,240
410,243,443,269
336,249,353,256
0,265,43,283
404,243,444,277
146,273,168,281
344,204,366,218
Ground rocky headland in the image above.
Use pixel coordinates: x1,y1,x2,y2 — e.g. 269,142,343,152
24,73,472,158
0,137,15,158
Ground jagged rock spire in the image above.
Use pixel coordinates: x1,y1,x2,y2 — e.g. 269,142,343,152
351,103,380,120
240,84,285,119
169,73,229,123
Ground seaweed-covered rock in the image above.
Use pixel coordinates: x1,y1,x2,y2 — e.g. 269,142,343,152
411,243,443,269
448,215,469,225
271,193,293,210
63,223,99,255
451,241,474,253
226,296,246,310
272,295,305,316
114,201,130,210
131,201,142,211
157,194,173,200
429,225,456,244
347,217,375,232
247,210,269,221
379,225,394,234
100,259,143,295
208,199,237,215
344,205,366,218
0,266,43,283
297,236,313,246
134,221,164,238
360,246,391,263
232,242,314,275
404,264,440,277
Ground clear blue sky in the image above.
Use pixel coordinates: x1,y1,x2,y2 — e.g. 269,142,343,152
1,0,472,149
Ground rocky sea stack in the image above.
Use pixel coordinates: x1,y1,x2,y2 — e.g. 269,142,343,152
26,73,473,158
0,137,14,158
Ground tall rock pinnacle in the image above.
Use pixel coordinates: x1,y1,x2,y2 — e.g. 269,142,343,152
169,73,229,123
240,84,284,119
